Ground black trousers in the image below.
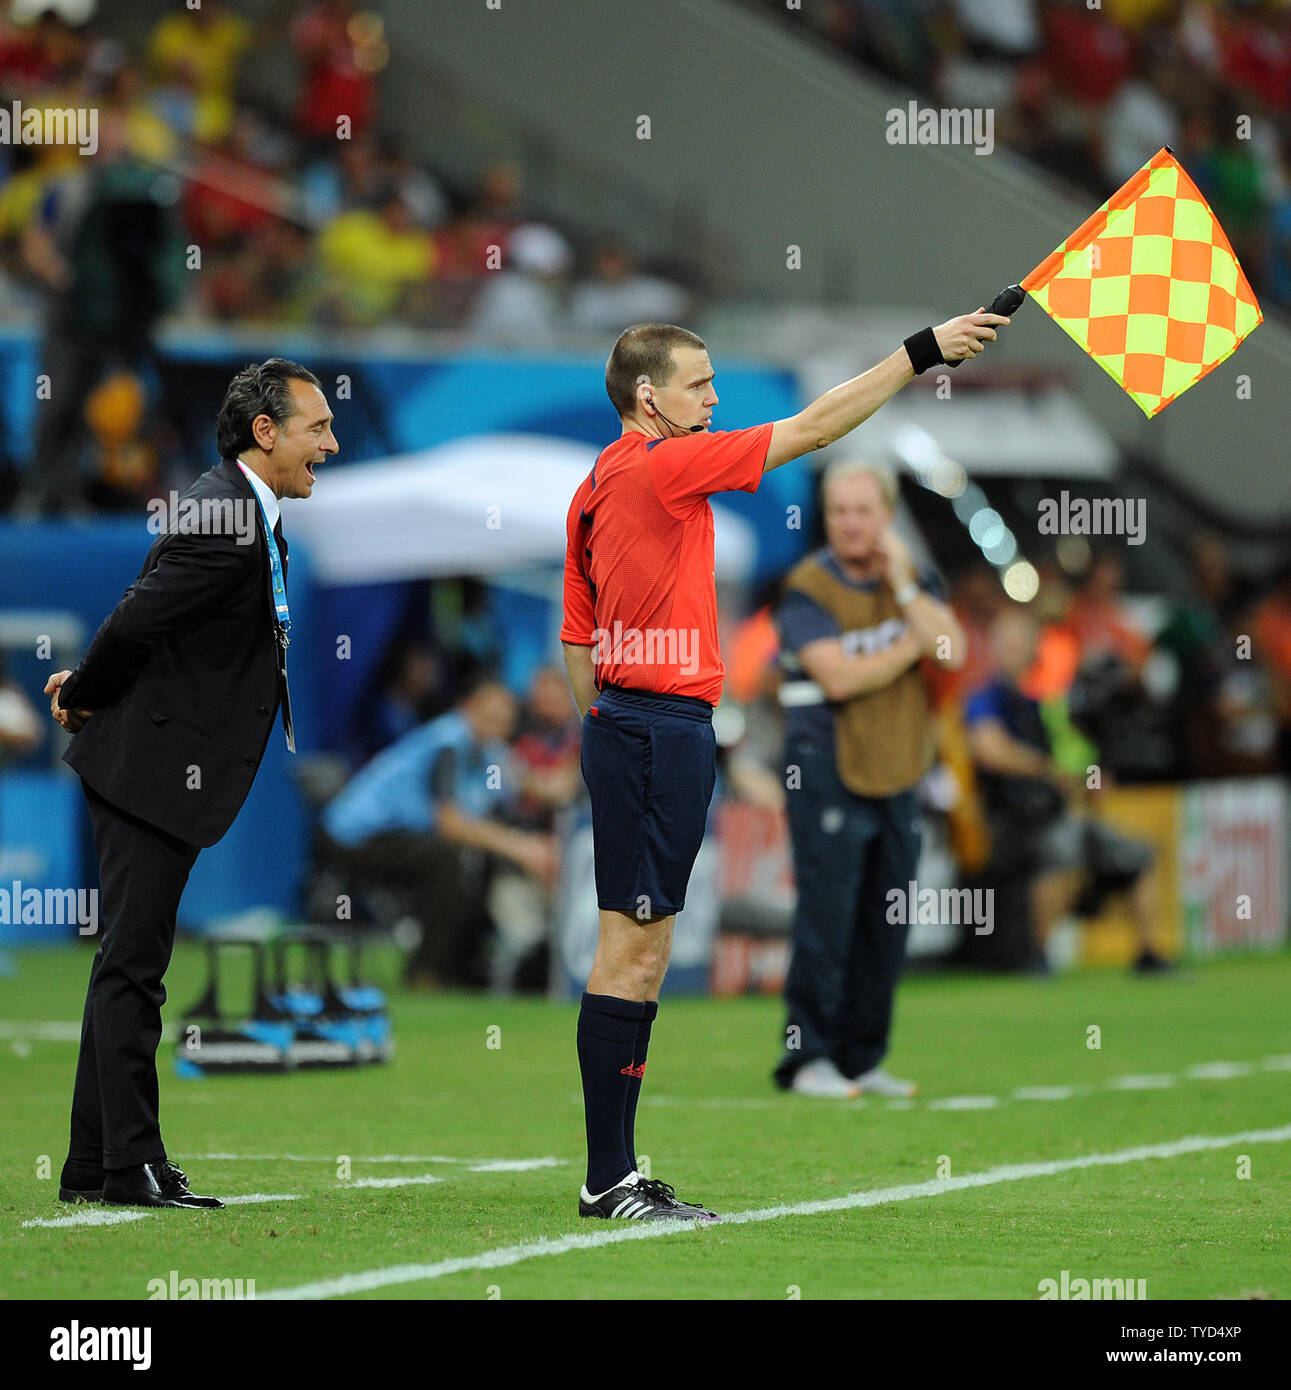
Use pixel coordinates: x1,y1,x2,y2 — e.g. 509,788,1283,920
68,782,200,1171
323,829,490,985
774,741,921,1086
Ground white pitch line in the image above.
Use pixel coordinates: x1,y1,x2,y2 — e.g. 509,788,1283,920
616,1052,1288,1115
0,1021,83,1041
1107,1074,1176,1090
175,1152,568,1167
467,1158,564,1173
23,1209,150,1229
22,1192,300,1230
1185,1062,1255,1080
17,1166,560,1231
641,1095,789,1111
260,1122,1291,1300
342,1175,443,1189
1013,1086,1081,1101
0,1021,178,1042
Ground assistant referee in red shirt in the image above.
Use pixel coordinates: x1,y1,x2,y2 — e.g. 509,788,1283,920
561,310,1007,1223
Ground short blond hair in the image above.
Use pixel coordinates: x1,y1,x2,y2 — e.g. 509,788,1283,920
821,458,898,510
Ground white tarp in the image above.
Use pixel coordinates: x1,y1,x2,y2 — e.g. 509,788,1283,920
280,433,757,585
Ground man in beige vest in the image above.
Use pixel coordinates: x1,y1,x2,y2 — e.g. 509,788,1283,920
773,461,965,1097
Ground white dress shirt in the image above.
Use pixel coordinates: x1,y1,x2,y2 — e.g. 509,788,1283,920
235,459,280,532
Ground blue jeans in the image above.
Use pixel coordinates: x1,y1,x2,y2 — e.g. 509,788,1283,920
774,740,921,1085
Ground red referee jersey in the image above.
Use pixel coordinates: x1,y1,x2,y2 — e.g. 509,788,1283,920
561,424,772,706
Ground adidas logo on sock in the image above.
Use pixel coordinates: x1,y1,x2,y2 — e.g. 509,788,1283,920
619,1062,646,1078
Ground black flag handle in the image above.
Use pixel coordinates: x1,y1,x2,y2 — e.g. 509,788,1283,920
948,283,1027,367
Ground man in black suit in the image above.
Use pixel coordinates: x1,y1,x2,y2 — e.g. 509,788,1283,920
44,358,337,1209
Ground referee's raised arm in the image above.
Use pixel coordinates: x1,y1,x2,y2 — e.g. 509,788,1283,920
764,306,1009,470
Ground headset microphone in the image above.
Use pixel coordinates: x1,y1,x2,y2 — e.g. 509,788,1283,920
647,397,704,434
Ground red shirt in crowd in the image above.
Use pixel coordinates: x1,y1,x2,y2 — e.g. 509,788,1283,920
291,2,377,138
1043,6,1136,104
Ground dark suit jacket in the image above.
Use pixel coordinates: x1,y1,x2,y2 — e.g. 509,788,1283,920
59,459,288,848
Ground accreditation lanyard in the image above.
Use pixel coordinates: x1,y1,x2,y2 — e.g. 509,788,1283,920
238,463,294,752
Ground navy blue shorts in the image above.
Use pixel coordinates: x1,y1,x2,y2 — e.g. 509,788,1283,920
579,683,717,917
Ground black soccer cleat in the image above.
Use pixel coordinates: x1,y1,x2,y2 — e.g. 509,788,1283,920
640,1178,721,1221
579,1174,720,1223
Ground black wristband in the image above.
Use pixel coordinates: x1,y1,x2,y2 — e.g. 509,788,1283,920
902,326,945,375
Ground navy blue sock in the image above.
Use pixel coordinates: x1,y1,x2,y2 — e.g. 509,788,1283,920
623,1000,657,1172
577,992,646,1194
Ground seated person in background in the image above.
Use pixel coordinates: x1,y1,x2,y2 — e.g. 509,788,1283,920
315,187,434,326
964,609,1169,975
319,674,558,988
948,561,1009,699
0,655,41,760
343,635,445,770
1067,551,1150,674
488,663,582,991
506,664,582,832
567,238,690,334
1252,562,1291,774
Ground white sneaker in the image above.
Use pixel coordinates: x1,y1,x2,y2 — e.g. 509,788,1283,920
852,1066,917,1098
790,1058,861,1098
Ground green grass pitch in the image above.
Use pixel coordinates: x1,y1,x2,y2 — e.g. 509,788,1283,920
2,943,1288,1300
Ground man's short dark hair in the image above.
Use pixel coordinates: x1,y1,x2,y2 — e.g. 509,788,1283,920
604,323,706,419
216,358,323,461
457,667,509,704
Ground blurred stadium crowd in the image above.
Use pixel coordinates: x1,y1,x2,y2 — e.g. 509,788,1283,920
743,0,1291,311
0,0,693,333
0,0,694,513
0,0,1287,991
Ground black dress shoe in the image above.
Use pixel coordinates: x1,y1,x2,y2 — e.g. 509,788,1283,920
101,1160,225,1209
59,1159,104,1203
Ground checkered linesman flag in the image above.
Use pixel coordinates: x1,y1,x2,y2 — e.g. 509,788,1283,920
1021,146,1263,418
